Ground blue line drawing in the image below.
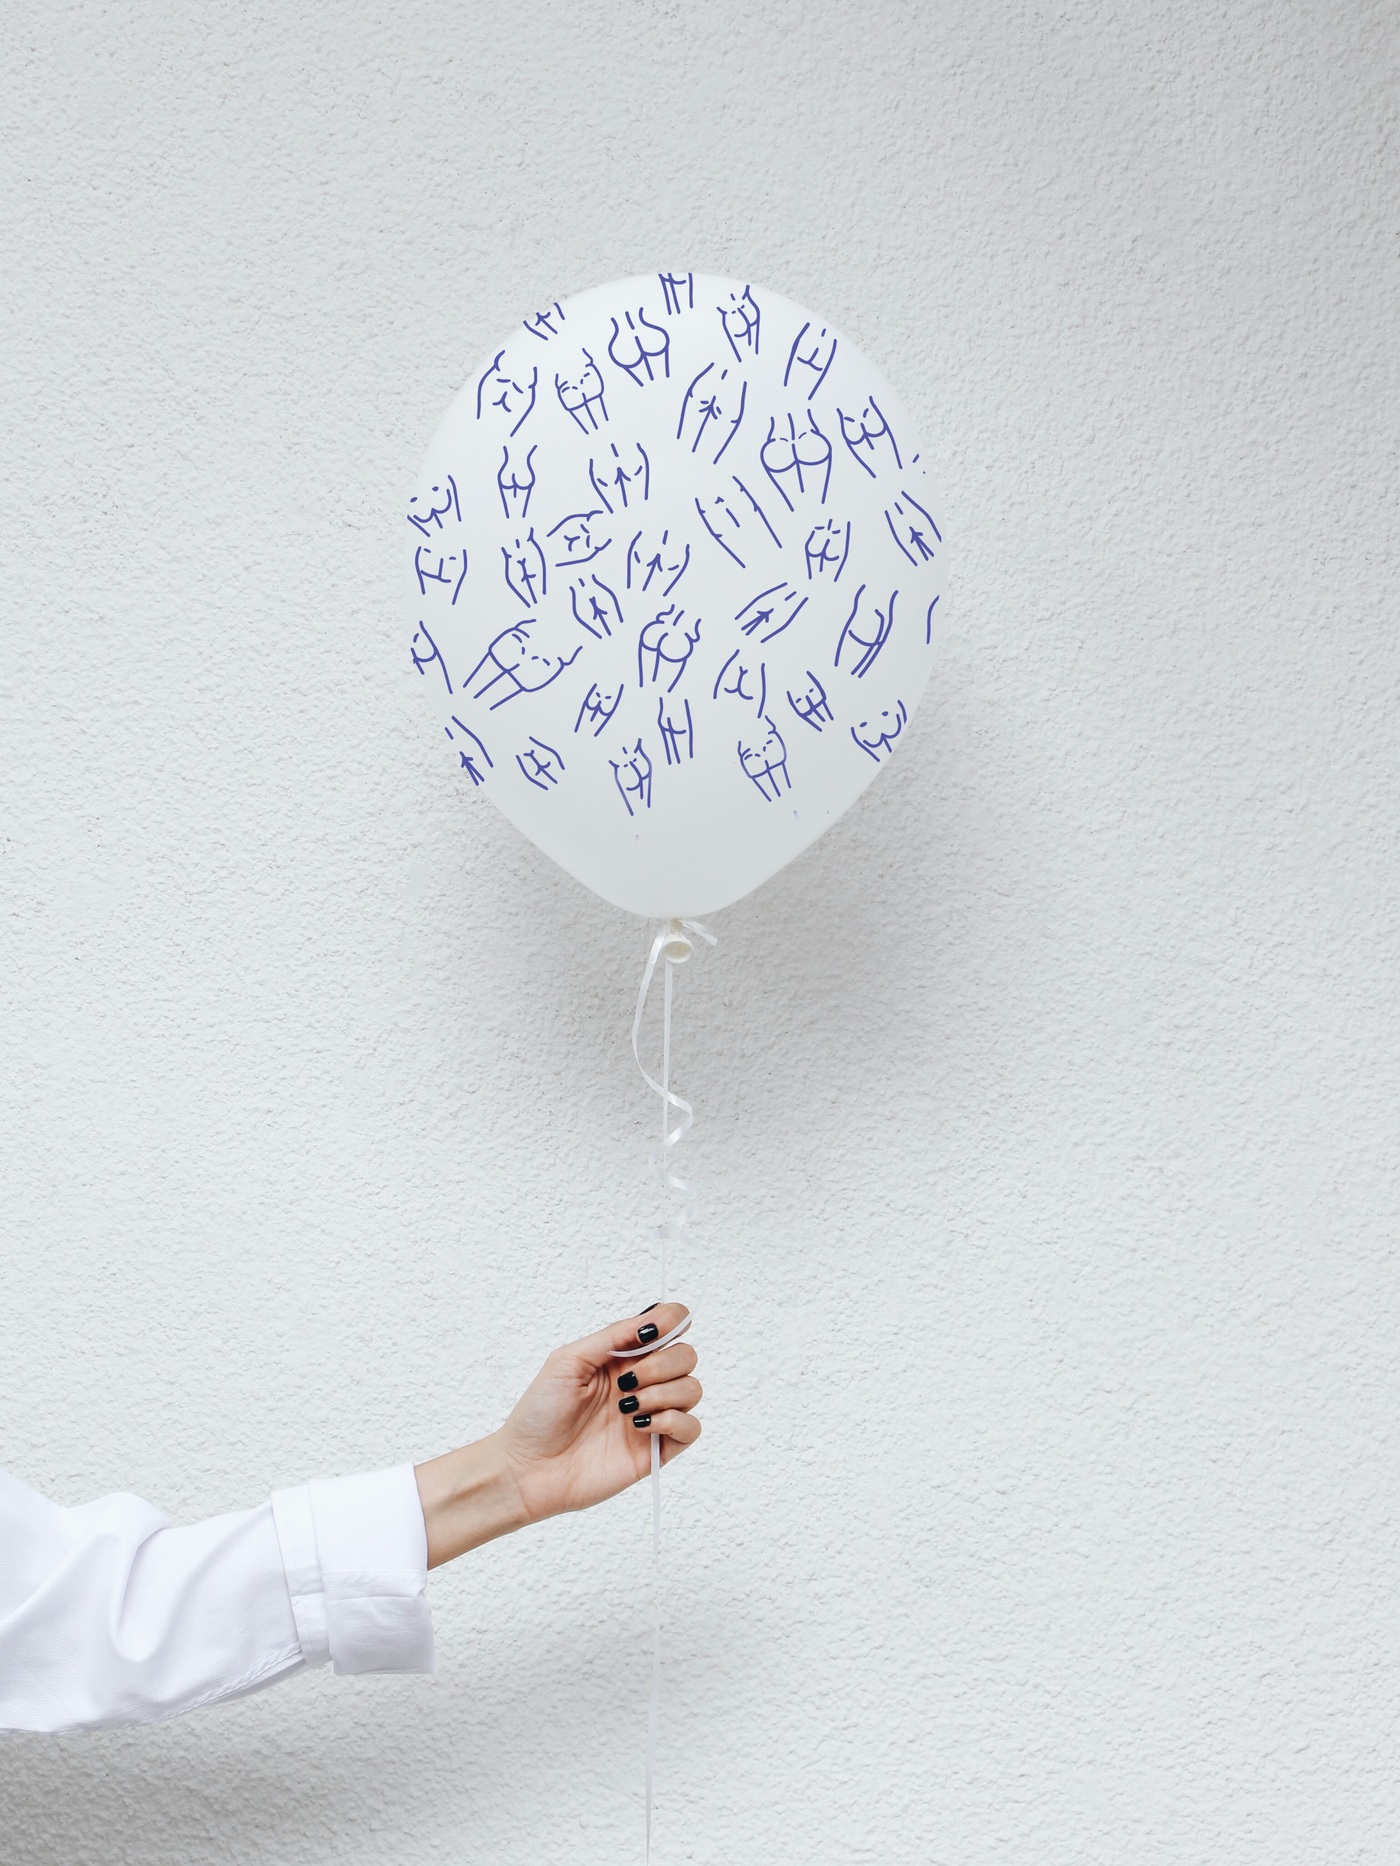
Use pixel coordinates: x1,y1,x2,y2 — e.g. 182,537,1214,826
837,398,902,478
555,351,608,432
761,411,832,510
738,716,790,800
925,594,940,644
787,670,834,732
677,363,746,463
498,444,537,519
502,530,546,606
415,543,468,604
625,526,690,597
713,649,766,717
694,477,782,569
575,680,625,737
466,622,583,710
783,322,837,401
446,715,492,785
475,353,538,435
638,606,702,692
610,739,653,816
546,509,612,568
804,518,851,582
736,581,808,643
656,695,694,764
568,572,625,639
407,477,460,537
411,621,452,693
523,302,565,341
658,271,694,315
851,700,907,762
884,489,942,565
718,286,760,362
590,441,650,513
608,308,671,385
834,585,896,678
516,735,566,791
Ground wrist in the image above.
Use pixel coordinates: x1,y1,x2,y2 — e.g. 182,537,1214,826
414,1429,530,1569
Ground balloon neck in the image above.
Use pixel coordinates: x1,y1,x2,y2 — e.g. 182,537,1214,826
659,918,694,965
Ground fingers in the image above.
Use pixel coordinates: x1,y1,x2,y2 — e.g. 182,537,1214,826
628,1408,702,1454
568,1302,691,1371
616,1375,702,1419
613,1342,696,1396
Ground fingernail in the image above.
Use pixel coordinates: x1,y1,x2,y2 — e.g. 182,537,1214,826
619,1395,640,1414
632,1414,652,1429
637,1323,659,1344
618,1371,639,1392
639,1303,659,1315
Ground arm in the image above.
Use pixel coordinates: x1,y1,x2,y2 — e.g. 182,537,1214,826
0,1305,700,1733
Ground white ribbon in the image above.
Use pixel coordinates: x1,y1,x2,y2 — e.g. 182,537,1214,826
620,916,714,1864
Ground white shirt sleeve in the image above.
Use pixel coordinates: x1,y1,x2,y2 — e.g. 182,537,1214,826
0,1463,434,1734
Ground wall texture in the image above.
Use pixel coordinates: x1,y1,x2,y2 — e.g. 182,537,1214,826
2,3,1396,1861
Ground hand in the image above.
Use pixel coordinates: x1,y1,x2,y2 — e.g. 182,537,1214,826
414,1304,702,1569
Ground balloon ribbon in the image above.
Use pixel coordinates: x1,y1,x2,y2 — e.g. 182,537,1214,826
614,917,715,1863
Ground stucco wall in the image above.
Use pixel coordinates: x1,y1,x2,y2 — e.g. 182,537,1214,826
2,3,1396,1861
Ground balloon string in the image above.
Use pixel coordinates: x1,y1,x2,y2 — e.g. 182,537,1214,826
629,918,714,1865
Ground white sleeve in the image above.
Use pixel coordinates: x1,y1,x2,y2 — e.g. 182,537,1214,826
0,1463,434,1735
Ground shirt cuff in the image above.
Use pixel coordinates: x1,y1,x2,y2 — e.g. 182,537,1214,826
271,1464,434,1676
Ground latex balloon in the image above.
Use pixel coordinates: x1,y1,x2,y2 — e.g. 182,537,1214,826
404,272,945,918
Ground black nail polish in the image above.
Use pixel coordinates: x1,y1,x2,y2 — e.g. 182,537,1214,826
637,1323,659,1345
639,1302,659,1315
619,1395,640,1414
632,1414,652,1429
618,1371,638,1392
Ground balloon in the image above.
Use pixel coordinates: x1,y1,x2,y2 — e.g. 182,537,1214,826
405,272,945,918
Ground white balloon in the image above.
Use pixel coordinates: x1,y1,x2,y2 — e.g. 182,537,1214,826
405,272,945,918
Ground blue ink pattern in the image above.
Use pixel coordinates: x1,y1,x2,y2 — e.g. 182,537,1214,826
834,584,895,678
590,441,650,512
412,622,452,693
656,696,695,765
787,670,833,731
516,735,565,790
851,700,907,762
407,478,460,537
611,739,653,816
736,582,808,643
575,681,625,737
783,322,837,401
608,309,671,385
555,352,608,432
738,716,790,800
476,354,538,435
761,411,831,509
466,623,583,709
502,530,546,606
638,606,702,692
446,715,492,784
884,489,941,565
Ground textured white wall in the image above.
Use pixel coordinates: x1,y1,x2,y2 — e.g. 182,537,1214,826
2,2,1396,1861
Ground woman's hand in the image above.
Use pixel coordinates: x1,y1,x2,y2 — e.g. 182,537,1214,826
414,1304,701,1569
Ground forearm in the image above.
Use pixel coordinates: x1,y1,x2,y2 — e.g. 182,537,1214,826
414,1429,531,1569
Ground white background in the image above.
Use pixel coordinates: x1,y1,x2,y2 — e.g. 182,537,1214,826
1,4,1396,1862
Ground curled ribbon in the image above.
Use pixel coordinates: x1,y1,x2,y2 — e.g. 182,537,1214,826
618,916,714,1864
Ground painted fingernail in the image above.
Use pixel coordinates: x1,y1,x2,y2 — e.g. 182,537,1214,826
632,1414,652,1429
637,1323,659,1344
618,1371,639,1392
619,1395,640,1414
639,1303,659,1315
